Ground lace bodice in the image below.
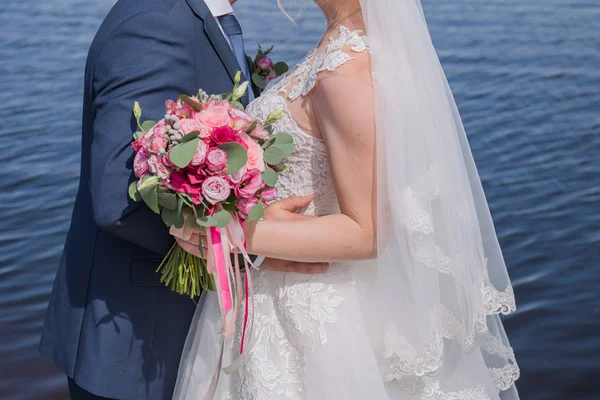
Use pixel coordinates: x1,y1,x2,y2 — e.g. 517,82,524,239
246,27,369,216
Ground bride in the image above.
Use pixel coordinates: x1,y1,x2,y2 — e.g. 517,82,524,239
174,0,520,398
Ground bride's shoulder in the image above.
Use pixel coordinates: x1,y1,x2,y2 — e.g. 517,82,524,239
314,26,372,87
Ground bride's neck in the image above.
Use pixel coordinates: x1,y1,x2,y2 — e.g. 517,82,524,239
316,0,362,28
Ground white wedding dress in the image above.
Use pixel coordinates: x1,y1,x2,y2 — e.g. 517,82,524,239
173,27,520,400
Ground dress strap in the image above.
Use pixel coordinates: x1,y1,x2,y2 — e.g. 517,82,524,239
286,26,369,101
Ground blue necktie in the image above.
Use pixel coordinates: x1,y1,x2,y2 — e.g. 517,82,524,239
218,14,254,102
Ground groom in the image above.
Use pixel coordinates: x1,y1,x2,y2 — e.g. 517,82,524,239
40,0,326,399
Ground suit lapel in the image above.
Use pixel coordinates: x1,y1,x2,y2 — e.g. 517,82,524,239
185,0,241,83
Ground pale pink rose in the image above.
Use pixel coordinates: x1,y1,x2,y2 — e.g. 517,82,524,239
206,148,227,172
133,149,149,178
257,56,273,70
228,166,247,184
240,132,265,172
180,118,210,138
147,155,170,179
236,197,259,217
261,187,277,202
235,169,262,198
197,106,230,128
202,176,231,205
189,140,208,167
249,126,270,141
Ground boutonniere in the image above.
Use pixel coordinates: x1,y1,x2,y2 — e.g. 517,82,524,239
249,44,289,91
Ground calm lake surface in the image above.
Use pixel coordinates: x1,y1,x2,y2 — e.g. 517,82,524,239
0,0,598,398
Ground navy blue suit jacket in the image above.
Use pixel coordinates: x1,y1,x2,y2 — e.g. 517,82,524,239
40,0,248,398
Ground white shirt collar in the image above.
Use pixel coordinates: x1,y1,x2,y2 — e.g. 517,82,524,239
203,0,234,17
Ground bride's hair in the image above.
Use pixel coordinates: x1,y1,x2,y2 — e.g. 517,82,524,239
277,0,303,22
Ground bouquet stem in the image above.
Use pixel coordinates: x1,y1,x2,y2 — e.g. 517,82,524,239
156,242,215,298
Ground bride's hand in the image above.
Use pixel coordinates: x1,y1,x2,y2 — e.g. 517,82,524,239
175,194,329,274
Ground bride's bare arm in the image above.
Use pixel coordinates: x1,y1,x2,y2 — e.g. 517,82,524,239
245,57,376,262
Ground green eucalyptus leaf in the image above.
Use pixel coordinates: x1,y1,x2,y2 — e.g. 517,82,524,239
272,132,294,154
179,94,203,112
181,130,200,143
212,209,231,228
169,138,199,168
176,196,184,218
161,207,182,227
218,142,248,174
246,202,265,222
128,181,142,202
274,62,289,75
276,162,289,173
263,145,284,165
138,175,159,192
138,177,159,214
276,143,294,157
261,167,278,187
221,203,237,213
196,215,216,228
252,73,266,89
141,120,157,133
157,192,177,210
273,132,293,144
180,194,194,208
133,131,143,140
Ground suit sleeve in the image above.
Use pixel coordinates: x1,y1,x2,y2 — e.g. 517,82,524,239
90,12,197,255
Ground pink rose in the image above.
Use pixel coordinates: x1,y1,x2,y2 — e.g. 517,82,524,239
212,126,245,146
133,149,149,178
202,176,231,205
198,106,230,128
147,155,170,179
240,132,265,172
257,57,273,70
261,187,277,202
235,169,262,198
236,197,259,217
249,126,270,141
228,166,247,184
189,140,208,167
180,118,210,139
206,148,227,172
171,170,203,204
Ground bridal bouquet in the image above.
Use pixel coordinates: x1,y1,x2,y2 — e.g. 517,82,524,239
128,72,293,315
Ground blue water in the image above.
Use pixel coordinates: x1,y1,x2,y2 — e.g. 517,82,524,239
0,0,598,399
